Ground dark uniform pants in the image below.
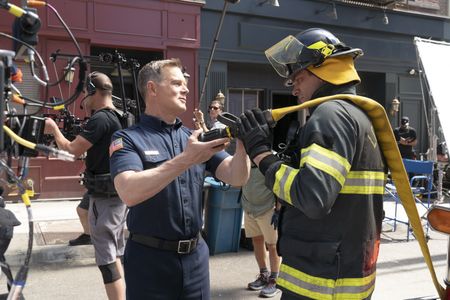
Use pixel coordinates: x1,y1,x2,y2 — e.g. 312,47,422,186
124,237,210,300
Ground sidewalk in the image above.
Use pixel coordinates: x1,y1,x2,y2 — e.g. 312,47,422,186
3,199,449,300
4,200,95,266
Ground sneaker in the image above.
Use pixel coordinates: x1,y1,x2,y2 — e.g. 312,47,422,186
248,272,269,291
68,233,91,246
259,278,280,298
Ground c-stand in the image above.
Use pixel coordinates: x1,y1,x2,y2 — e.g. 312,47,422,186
50,50,141,127
0,50,16,152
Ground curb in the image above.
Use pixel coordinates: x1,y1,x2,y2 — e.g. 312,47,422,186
4,234,95,267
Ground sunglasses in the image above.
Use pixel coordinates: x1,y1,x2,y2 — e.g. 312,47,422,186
209,106,221,111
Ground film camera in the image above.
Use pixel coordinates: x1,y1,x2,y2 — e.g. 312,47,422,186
43,110,87,145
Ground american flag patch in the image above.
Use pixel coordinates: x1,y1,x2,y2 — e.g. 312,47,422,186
109,138,123,156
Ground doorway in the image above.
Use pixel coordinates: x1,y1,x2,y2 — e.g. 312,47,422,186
271,93,298,153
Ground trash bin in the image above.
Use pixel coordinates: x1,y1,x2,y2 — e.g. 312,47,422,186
204,176,243,255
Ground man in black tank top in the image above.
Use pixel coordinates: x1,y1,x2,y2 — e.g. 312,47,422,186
44,72,126,300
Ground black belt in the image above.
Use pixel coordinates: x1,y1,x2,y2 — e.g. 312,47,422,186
130,233,200,254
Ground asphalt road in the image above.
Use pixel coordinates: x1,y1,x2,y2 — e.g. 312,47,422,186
1,200,448,299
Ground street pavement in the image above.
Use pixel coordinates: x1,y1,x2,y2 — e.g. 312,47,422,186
1,198,448,299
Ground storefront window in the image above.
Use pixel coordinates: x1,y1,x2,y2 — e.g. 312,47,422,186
227,89,262,117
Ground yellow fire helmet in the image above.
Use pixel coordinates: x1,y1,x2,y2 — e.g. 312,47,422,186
265,28,363,85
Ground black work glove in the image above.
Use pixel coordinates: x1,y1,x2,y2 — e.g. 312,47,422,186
271,209,280,230
237,108,272,160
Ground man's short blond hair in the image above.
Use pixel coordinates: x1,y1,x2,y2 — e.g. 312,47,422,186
137,58,182,98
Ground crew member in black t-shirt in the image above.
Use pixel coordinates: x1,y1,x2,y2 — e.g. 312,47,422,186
394,116,418,159
44,72,126,300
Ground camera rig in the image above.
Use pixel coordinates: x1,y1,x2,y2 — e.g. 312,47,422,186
42,109,85,143
49,49,142,131
0,1,143,298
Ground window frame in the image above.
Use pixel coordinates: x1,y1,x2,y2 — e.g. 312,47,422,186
226,88,264,116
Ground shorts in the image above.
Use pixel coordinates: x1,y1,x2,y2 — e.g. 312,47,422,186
77,192,90,210
88,194,127,266
244,208,278,245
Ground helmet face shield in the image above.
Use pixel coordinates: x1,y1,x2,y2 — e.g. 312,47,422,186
265,35,307,78
265,35,335,79
265,29,364,81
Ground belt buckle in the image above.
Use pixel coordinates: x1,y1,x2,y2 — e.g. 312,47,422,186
177,239,192,254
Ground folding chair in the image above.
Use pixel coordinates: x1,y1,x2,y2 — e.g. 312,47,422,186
384,159,434,241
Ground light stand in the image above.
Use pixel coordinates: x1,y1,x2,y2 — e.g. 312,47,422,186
0,50,15,152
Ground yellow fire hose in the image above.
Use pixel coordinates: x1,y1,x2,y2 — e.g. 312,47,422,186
270,94,445,299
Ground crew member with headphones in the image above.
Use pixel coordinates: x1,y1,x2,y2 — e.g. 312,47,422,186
44,72,126,300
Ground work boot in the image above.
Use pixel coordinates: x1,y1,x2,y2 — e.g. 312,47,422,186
259,277,280,298
68,233,91,246
247,272,269,291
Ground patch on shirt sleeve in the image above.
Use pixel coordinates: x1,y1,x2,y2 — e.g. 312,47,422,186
109,138,123,156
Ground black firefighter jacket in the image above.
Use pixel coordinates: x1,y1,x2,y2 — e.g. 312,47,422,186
264,84,387,299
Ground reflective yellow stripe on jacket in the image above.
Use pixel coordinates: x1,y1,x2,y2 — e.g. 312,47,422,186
340,171,386,195
300,144,351,186
278,263,376,300
273,144,385,203
273,164,298,204
273,143,351,204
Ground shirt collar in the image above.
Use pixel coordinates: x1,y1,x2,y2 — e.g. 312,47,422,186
308,83,357,114
139,114,183,130
311,82,357,99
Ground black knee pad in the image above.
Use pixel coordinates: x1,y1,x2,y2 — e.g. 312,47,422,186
98,262,121,284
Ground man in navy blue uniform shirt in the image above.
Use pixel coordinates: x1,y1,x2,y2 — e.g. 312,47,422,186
109,58,250,299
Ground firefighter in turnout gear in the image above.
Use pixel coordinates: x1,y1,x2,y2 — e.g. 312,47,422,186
237,28,387,299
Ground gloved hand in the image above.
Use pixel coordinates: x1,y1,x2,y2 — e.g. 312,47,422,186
271,209,280,230
237,108,272,160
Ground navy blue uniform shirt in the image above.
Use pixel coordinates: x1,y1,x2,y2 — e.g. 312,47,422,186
109,114,228,240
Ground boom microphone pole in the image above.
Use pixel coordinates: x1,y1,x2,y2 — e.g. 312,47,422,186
198,0,240,108
129,58,141,122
